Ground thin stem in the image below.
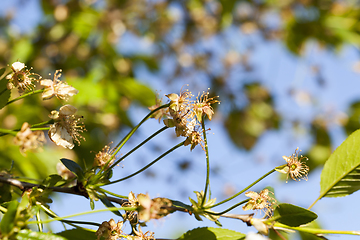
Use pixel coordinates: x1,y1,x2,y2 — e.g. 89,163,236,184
100,188,128,199
308,196,321,210
104,140,185,186
0,120,53,137
30,127,50,131
5,89,44,106
207,168,276,209
108,126,169,171
31,120,54,127
201,118,210,207
40,205,100,228
272,222,360,236
27,207,136,225
204,199,249,216
0,128,17,136
112,103,170,158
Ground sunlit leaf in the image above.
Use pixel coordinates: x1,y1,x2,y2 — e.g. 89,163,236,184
177,227,245,240
42,174,63,187
17,229,67,240
0,200,18,235
272,203,317,227
319,129,360,199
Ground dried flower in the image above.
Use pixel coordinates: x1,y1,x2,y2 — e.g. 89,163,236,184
6,62,41,92
48,105,85,149
94,143,116,168
184,129,205,151
192,89,219,122
40,70,78,100
148,95,169,123
96,219,123,240
14,122,46,154
124,192,173,222
243,189,276,216
166,87,193,112
137,194,173,222
281,148,309,182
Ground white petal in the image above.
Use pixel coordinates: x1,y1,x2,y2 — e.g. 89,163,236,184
49,124,74,149
59,105,77,115
12,62,25,72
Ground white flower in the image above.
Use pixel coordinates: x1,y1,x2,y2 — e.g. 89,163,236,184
48,105,85,149
40,70,78,100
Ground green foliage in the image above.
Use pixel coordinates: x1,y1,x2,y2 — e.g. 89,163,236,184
0,75,11,110
16,229,67,240
272,203,317,227
60,158,84,180
56,229,97,240
319,129,360,198
177,227,246,240
0,200,19,235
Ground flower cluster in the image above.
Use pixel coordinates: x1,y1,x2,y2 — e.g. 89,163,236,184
151,87,219,151
96,218,155,240
48,105,86,149
96,219,123,240
242,189,276,216
13,122,46,154
6,62,41,92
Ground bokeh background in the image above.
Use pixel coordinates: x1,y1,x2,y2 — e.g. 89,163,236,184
1,0,360,239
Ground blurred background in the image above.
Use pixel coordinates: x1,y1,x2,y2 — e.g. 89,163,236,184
1,0,360,239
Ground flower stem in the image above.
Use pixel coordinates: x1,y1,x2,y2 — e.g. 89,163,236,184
104,140,185,186
26,206,136,225
5,89,44,106
111,103,170,158
0,128,17,136
0,120,53,137
205,199,249,216
201,117,210,207
207,168,276,209
99,188,128,199
107,126,169,171
272,222,360,236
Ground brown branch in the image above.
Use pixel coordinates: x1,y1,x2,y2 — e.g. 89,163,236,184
0,176,190,214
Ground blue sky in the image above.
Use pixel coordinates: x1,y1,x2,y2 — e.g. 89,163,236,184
2,1,360,239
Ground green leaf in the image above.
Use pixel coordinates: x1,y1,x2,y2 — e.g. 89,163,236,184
177,227,245,240
0,181,12,203
272,203,317,227
60,158,84,180
0,78,11,110
319,129,360,199
42,174,63,187
99,195,122,217
0,67,6,77
57,228,97,240
0,200,19,235
16,229,67,240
